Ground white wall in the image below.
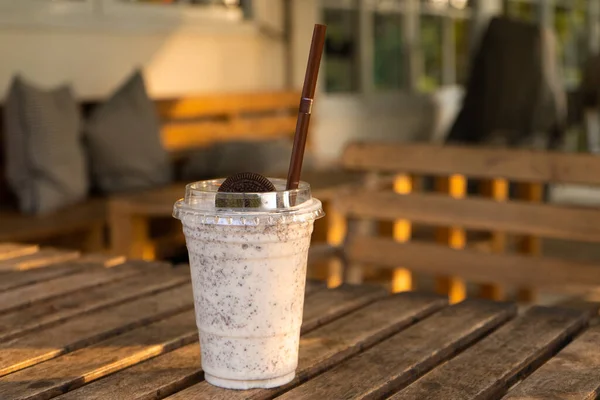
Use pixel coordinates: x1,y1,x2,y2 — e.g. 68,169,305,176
0,1,286,99
0,0,452,162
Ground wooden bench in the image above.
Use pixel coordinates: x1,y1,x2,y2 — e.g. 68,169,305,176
330,142,600,304
0,91,300,254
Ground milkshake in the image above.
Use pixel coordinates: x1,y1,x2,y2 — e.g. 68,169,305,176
173,177,323,389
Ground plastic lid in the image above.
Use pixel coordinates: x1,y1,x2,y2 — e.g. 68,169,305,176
173,178,324,226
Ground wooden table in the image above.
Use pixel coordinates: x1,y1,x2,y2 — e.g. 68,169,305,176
1,243,599,400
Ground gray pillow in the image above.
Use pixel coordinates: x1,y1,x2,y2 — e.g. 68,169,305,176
182,138,316,181
84,70,172,193
3,76,88,215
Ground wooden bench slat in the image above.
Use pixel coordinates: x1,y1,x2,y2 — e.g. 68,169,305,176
348,237,600,289
161,115,297,152
169,293,447,400
502,324,600,400
343,142,600,186
278,299,516,400
0,263,143,315
0,266,190,342
0,243,38,261
0,248,81,271
0,283,194,377
389,307,589,400
0,199,106,243
156,91,300,119
0,254,124,293
53,283,383,399
337,191,600,243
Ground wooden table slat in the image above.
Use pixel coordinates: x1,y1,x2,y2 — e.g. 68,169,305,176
301,284,387,333
502,324,600,400
304,279,327,296
0,266,190,342
0,254,126,293
52,283,391,400
0,248,80,271
0,283,194,377
0,310,198,400
279,299,517,400
0,243,39,261
0,264,143,315
389,306,589,400
168,292,447,400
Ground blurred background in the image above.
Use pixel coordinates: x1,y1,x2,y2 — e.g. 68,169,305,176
0,0,596,160
2,0,600,300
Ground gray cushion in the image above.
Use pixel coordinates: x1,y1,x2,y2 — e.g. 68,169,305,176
84,70,172,193
181,138,316,181
3,76,88,215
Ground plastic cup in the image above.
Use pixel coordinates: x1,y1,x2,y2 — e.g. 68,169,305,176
173,178,324,390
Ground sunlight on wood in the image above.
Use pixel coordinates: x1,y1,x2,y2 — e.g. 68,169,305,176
0,243,39,261
516,182,543,302
327,258,343,288
480,178,508,300
436,175,467,304
326,208,347,247
326,205,346,288
392,174,413,293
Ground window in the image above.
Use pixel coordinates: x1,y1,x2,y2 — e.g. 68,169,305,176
454,17,469,85
504,0,538,22
322,0,471,94
373,11,404,90
419,14,443,91
554,0,586,88
323,5,359,93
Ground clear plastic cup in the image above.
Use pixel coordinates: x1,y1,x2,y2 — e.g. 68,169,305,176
173,178,324,390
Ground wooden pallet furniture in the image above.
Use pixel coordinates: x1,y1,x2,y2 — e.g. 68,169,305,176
108,169,365,261
332,142,600,304
0,242,599,399
0,91,300,253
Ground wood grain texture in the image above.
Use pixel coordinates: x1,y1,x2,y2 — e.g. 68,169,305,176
336,190,600,243
0,310,198,400
51,282,369,399
0,243,39,261
0,283,194,377
168,292,447,400
348,237,600,289
301,284,387,333
0,254,124,293
56,341,202,400
342,142,600,185
278,299,516,400
502,325,600,400
0,267,190,342
156,91,300,119
0,265,142,315
0,248,80,271
390,306,589,400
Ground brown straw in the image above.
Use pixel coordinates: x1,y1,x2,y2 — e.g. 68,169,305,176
286,24,327,191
